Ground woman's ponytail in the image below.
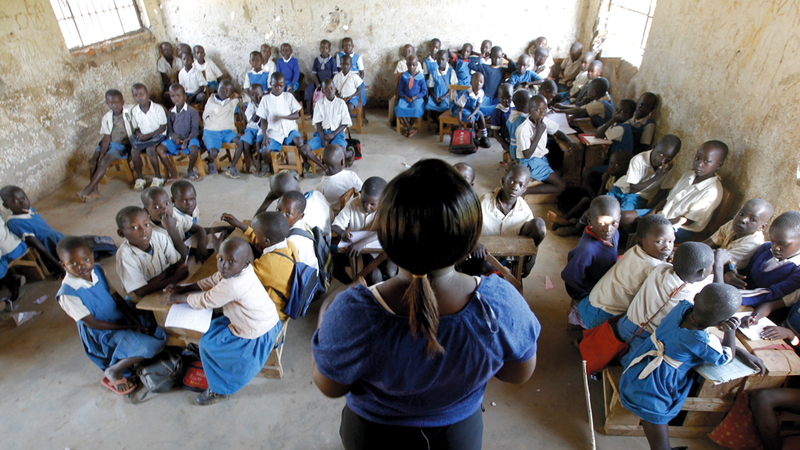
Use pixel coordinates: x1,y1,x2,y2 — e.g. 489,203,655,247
403,273,444,358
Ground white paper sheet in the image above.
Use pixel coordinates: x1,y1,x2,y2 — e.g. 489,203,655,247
338,231,382,250
165,303,212,333
734,312,778,340
695,353,759,385
546,112,577,134
580,135,613,146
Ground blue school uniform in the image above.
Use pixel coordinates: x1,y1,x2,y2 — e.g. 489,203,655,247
247,71,271,91
619,300,733,424
277,57,301,92
489,106,512,149
425,67,455,113
610,122,634,154
94,141,130,160
6,208,64,257
450,89,485,123
57,265,167,377
468,59,515,116
507,113,528,161
561,227,619,300
304,55,338,101
395,72,427,118
590,99,615,128
632,118,655,148
0,240,27,279
455,57,474,86
200,315,282,395
607,186,649,212
507,70,543,87
740,243,800,306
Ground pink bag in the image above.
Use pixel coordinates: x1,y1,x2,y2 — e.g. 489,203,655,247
312,87,325,108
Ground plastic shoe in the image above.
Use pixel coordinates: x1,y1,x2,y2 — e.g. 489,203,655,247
225,167,240,179
151,177,165,187
207,163,217,175
133,179,147,191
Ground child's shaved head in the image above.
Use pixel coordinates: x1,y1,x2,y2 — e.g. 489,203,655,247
131,83,147,93
140,186,168,206
588,195,621,220
672,242,714,282
0,185,23,204
105,89,123,101
770,211,800,236
533,47,549,59
362,177,387,198
279,190,307,212
743,199,774,222
453,162,475,185
512,89,532,113
636,214,672,240
539,79,557,93
322,144,345,172
619,99,636,115
56,235,91,260
270,171,301,197
700,140,729,161
169,83,186,96
115,205,147,229
252,211,290,243
693,283,742,326
589,77,609,96
272,72,286,83
505,164,531,183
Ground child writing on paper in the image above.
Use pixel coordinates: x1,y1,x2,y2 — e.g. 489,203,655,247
703,199,773,270
167,237,283,406
316,144,363,215
57,236,167,395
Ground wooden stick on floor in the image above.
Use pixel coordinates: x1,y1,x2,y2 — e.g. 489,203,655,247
582,360,597,450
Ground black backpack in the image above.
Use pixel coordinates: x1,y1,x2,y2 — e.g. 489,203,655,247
289,224,332,296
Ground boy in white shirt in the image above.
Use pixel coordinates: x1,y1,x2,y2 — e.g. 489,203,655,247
130,83,168,191
114,206,187,300
654,141,728,243
704,199,773,269
307,79,351,171
178,52,208,105
253,172,332,238
315,144,363,215
276,191,319,274
192,45,222,93
332,54,364,114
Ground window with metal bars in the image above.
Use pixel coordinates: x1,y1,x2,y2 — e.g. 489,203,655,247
598,0,657,67
48,0,145,50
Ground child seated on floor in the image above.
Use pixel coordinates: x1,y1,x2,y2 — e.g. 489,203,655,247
316,144,363,215
468,46,516,116
192,45,222,93
130,83,168,191
395,55,427,138
451,72,491,149
2,186,64,274
619,283,764,450
454,43,475,86
166,237,282,406
0,217,27,310
557,52,595,102
141,186,208,262
424,50,458,129
114,206,188,299
277,43,300,93
490,83,513,153
275,191,320,275
336,37,367,112
333,54,364,114
467,165,546,278
454,162,475,186
631,92,658,153
202,80,241,177
308,78,350,170
616,242,723,349
703,198,773,270
178,51,207,105
731,211,800,312
243,51,271,95
157,42,182,102
239,84,265,174
561,196,621,324
56,236,167,396
256,73,318,177
253,171,332,237
163,84,201,181
332,177,394,285
77,89,133,202
171,180,200,225
556,42,584,91
553,77,613,128
652,140,727,243
506,54,543,90
576,215,674,329
568,60,604,106
304,39,338,115
594,98,637,154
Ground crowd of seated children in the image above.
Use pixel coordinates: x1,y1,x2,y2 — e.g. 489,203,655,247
130,83,169,191
651,140,727,243
527,36,555,79
424,50,458,131
703,198,773,269
178,51,208,106
141,186,208,262
167,237,283,405
395,55,427,137
0,216,28,311
315,145,363,216
277,43,301,93
563,60,603,106
304,40,338,116
561,196,621,327
560,52,595,102
332,177,392,285
192,45,222,93
468,46,515,116
56,236,167,395
616,242,722,350
114,206,188,300
452,73,491,148
202,80,240,178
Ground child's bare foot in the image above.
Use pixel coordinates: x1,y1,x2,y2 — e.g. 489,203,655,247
76,191,101,203
165,176,181,185
102,367,136,394
547,210,570,226
408,128,418,138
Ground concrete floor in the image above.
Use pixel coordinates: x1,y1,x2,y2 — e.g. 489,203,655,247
0,111,726,449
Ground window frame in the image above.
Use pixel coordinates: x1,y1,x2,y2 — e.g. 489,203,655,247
49,0,146,51
596,0,658,67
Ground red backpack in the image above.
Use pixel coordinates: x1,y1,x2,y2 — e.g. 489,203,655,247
182,360,208,392
449,128,478,154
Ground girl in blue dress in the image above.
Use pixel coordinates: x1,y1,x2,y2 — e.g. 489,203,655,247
56,237,166,395
395,54,427,138
619,284,765,450
425,50,457,128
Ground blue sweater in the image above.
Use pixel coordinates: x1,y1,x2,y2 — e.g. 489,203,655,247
741,243,800,306
561,228,620,300
276,57,300,86
507,70,542,87
468,59,516,99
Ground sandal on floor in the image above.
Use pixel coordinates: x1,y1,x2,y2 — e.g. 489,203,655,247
101,377,136,395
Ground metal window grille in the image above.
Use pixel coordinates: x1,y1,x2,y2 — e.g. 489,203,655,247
601,0,657,66
49,0,143,49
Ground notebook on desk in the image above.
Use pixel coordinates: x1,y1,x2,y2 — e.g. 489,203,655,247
578,134,613,146
695,353,759,385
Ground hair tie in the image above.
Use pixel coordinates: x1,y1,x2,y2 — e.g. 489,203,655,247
412,273,428,280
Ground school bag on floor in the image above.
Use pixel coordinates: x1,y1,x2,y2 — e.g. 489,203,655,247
132,349,184,403
289,224,332,296
346,129,362,165
449,128,478,155
275,252,319,319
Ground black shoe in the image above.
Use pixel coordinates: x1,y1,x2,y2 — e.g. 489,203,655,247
477,136,492,149
196,388,228,406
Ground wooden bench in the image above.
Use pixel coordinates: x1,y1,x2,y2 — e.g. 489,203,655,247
438,85,469,142
99,158,135,185
481,235,537,293
8,247,50,281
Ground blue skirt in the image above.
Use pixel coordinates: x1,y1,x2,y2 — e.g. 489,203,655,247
607,187,649,214
576,296,615,329
199,316,282,395
519,156,555,182
425,96,450,113
395,98,425,118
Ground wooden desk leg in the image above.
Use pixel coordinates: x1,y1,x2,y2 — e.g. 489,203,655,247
355,252,387,282
486,254,523,293
513,257,524,291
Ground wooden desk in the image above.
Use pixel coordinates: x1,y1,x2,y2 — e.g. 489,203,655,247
556,117,611,191
482,235,537,293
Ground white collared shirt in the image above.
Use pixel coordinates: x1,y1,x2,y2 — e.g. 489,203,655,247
179,66,207,95
332,196,376,232
312,96,352,130
0,216,23,255
100,108,133,138
660,171,723,232
455,88,484,108
256,92,301,142
427,67,458,87
394,59,423,75
261,60,276,77
193,59,222,82
589,245,664,315
262,239,289,256
615,150,678,199
115,231,181,295
709,220,765,268
479,188,535,237
58,268,102,321
516,116,558,160
762,251,800,272
157,55,182,82
287,220,319,273
315,171,364,214
131,102,167,135
332,71,363,99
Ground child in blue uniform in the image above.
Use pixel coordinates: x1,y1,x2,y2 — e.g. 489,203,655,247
506,54,543,90
425,50,458,127
167,237,283,405
620,284,765,450
454,43,476,86
595,98,637,155
489,83,513,153
243,51,271,94
277,43,300,93
56,236,167,395
304,39,338,115
337,37,367,111
554,78,614,129
451,72,492,148
0,217,27,310
632,92,658,153
395,55,427,138
421,38,441,80
468,46,516,116
2,185,65,273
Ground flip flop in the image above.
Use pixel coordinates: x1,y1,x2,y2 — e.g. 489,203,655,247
101,377,136,395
